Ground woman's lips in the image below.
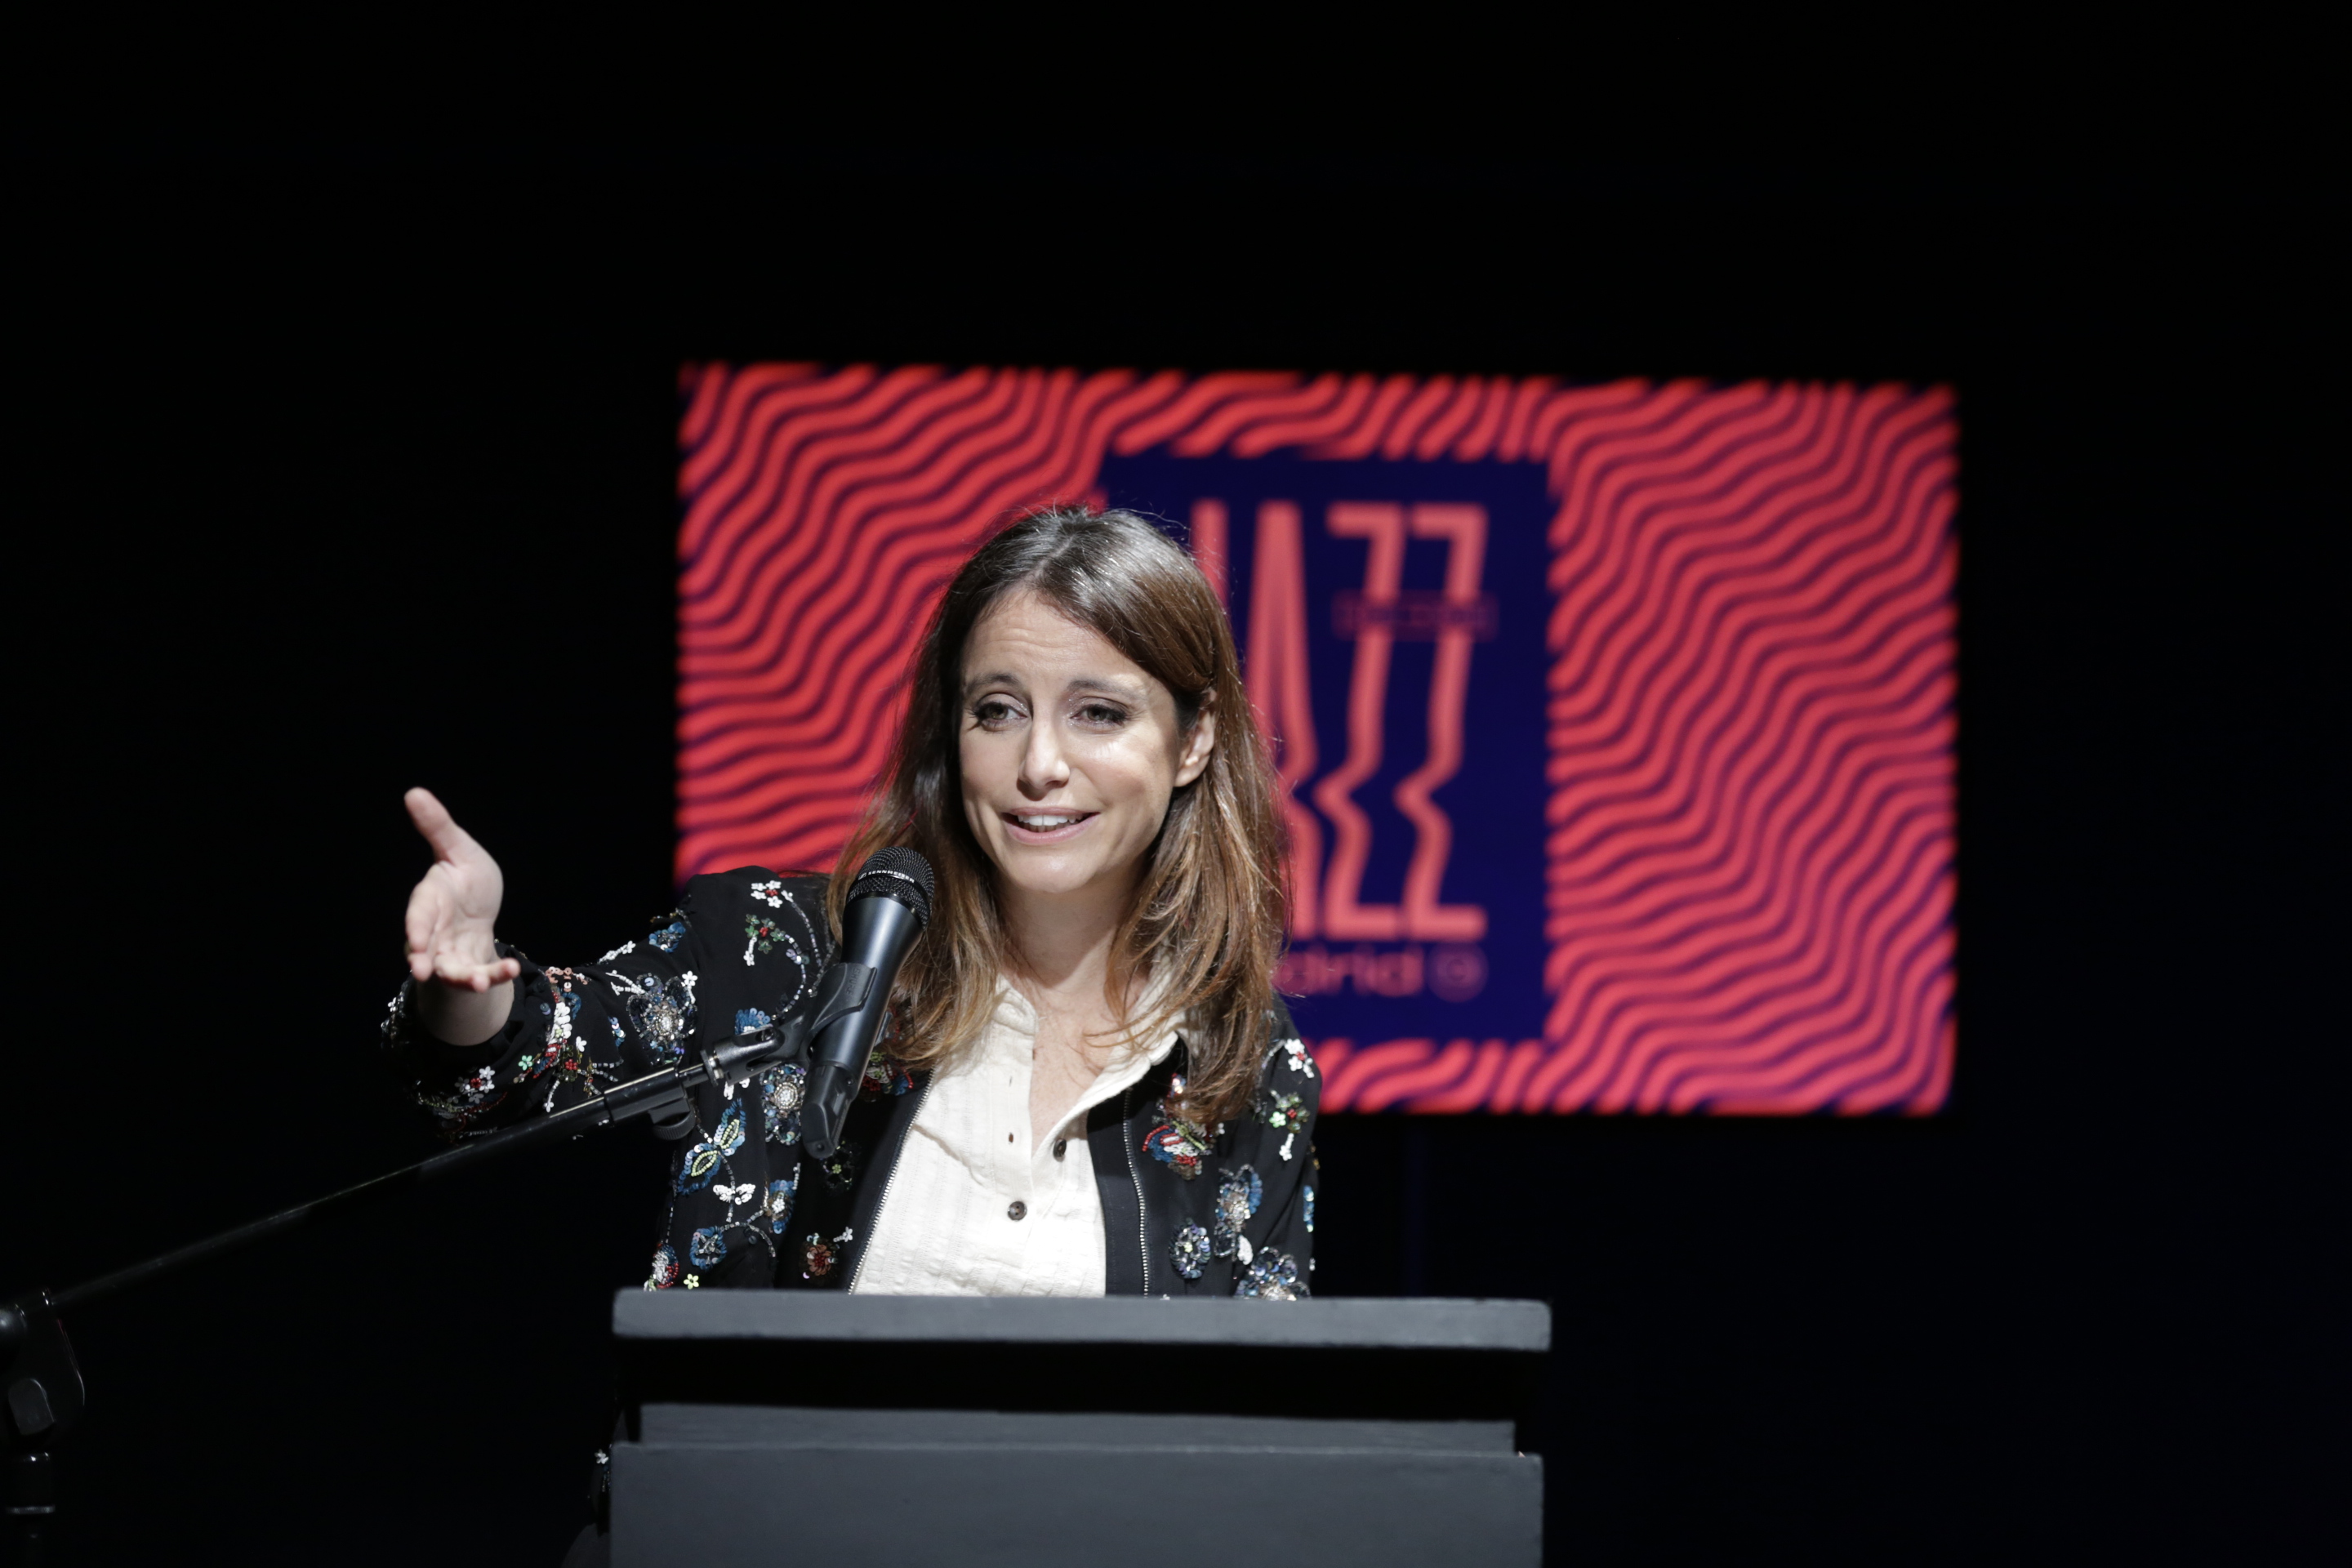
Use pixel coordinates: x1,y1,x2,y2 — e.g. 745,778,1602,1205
1000,810,1098,844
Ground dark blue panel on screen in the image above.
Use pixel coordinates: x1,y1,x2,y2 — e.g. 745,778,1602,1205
1100,450,1551,1047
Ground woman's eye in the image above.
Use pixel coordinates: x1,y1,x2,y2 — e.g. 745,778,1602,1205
1075,703,1129,727
969,698,1022,728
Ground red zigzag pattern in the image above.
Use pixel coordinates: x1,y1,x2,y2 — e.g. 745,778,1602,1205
679,367,1956,1115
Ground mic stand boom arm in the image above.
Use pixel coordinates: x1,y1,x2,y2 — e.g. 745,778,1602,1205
0,1013,817,1557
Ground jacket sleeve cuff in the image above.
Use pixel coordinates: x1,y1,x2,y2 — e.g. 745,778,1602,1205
381,942,546,1067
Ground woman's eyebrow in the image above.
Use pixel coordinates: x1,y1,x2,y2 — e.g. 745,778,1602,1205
1065,675,1149,700
961,670,1028,697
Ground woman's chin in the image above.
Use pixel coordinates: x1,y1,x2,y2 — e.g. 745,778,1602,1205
992,858,1119,905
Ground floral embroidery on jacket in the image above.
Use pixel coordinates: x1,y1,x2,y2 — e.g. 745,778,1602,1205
1144,1120,1210,1180
517,970,617,1110
648,919,688,954
860,1055,912,1099
1258,1089,1307,1136
644,1243,681,1290
817,1142,859,1193
1212,1165,1263,1258
760,1063,806,1145
801,1233,836,1280
764,1177,798,1234
617,971,697,1062
675,1100,747,1194
743,911,798,968
1171,1223,1210,1281
1236,1250,1307,1300
688,1226,728,1270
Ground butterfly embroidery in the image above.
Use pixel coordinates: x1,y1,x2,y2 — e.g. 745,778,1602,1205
714,1183,755,1205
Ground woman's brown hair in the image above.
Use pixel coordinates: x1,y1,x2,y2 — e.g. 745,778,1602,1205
827,504,1288,1126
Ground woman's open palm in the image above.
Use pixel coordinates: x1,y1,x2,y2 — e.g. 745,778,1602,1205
403,787,521,992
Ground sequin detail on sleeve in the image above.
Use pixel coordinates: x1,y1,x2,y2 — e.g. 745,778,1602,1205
518,969,620,1110
617,971,697,1062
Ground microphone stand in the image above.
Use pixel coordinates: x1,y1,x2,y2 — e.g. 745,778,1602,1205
0,1016,812,1566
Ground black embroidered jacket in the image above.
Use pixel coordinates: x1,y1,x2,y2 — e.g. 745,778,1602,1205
383,869,1318,1298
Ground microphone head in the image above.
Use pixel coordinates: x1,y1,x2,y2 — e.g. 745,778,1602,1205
847,846,934,929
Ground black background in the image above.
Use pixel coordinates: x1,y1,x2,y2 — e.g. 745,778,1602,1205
6,148,2334,1563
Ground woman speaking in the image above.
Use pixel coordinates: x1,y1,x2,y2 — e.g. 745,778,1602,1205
385,506,1316,1300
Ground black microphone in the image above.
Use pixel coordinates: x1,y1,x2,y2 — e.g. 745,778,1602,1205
801,847,933,1160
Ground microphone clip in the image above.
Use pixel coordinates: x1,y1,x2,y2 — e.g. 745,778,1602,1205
687,962,876,1109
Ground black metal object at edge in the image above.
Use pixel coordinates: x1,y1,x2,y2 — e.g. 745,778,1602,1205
1,1010,831,1564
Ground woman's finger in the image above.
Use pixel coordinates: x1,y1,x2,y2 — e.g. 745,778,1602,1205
431,951,519,991
404,786,484,865
404,875,451,958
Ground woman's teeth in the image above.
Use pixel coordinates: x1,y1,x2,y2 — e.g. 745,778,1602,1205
1010,813,1087,830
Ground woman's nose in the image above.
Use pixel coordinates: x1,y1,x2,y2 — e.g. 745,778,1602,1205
1019,721,1069,797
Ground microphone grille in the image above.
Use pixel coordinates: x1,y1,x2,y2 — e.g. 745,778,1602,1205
849,846,934,927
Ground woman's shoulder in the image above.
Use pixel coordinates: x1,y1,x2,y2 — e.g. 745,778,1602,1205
1248,995,1318,1095
681,867,835,943
682,866,832,909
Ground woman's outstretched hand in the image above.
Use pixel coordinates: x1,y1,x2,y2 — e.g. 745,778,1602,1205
403,787,520,1045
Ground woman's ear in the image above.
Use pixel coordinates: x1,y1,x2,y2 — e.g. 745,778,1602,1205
1174,692,1218,787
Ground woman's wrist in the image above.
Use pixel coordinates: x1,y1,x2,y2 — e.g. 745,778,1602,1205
412,973,515,1048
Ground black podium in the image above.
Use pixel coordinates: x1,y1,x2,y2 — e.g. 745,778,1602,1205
608,1292,1549,1566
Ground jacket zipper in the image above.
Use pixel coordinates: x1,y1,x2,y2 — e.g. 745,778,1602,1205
846,1076,931,1295
1122,1082,1151,1295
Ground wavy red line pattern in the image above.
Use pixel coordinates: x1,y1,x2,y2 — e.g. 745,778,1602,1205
678,367,1956,1114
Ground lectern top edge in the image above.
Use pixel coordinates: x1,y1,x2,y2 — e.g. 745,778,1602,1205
613,1291,1552,1354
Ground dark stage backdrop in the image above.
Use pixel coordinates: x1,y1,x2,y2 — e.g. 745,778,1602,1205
677,368,1955,1115
6,151,2331,1566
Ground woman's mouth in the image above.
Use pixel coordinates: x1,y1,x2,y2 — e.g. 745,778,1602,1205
1001,810,1098,844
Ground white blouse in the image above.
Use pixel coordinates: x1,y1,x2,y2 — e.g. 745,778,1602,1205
851,982,1179,1297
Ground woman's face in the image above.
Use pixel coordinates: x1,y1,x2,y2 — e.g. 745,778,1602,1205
958,589,1215,915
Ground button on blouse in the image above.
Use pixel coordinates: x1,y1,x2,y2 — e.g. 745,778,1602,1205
852,982,1180,1297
